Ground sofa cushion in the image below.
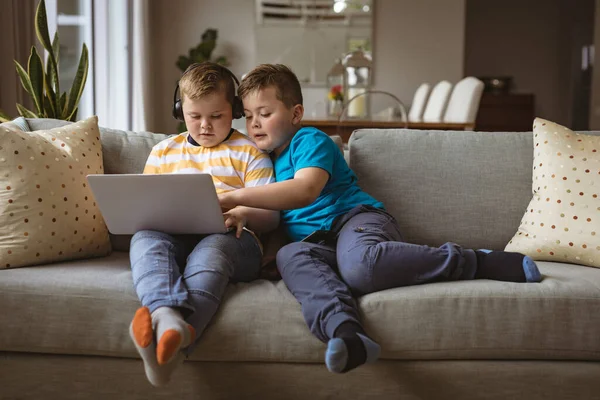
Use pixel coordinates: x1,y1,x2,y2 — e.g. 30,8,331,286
1,253,599,362
506,118,600,268
0,117,111,269
349,129,600,251
1,117,31,131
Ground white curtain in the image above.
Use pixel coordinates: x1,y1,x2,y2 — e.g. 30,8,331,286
0,0,38,118
94,0,152,131
131,0,152,131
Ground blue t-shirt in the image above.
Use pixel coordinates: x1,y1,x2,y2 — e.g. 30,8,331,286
274,127,384,241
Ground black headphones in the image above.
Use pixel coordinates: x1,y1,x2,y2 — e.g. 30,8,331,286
172,62,244,121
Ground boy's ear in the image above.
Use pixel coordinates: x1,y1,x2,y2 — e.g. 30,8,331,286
292,104,304,125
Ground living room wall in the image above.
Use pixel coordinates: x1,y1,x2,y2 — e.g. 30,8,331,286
147,0,466,133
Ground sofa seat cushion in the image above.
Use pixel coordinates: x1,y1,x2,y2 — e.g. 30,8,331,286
1,253,599,362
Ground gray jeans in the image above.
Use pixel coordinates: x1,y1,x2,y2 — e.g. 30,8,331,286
129,229,262,352
276,205,478,342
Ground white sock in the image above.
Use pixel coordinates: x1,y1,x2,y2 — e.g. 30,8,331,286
129,319,178,387
151,307,194,365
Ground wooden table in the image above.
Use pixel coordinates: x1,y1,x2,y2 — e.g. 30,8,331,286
301,119,475,143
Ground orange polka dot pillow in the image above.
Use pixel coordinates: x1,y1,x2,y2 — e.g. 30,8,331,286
0,116,111,269
505,118,600,268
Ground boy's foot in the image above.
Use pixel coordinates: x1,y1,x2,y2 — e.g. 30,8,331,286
475,250,542,283
151,307,196,365
325,322,380,373
129,307,177,387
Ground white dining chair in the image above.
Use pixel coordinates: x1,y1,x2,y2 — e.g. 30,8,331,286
408,83,431,122
422,80,453,123
443,77,485,125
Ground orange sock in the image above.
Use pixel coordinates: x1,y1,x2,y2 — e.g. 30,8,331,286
157,329,182,365
131,307,153,348
156,325,197,365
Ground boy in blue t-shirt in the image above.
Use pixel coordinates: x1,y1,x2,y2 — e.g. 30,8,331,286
219,64,541,374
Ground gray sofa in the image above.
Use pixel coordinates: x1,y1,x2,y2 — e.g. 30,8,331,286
1,119,599,400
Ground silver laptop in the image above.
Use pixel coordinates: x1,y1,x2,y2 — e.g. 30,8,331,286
86,174,227,235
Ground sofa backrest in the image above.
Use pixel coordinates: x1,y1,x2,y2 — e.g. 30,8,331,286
26,119,170,174
348,128,598,250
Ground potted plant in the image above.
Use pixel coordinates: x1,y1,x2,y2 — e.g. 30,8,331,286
0,0,89,123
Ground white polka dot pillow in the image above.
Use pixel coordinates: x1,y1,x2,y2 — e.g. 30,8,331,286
0,116,111,269
505,118,600,268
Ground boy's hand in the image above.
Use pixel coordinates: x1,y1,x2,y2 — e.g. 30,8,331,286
223,207,247,238
218,191,239,210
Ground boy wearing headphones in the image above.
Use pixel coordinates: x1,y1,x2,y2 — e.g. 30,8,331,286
128,62,279,387
219,64,541,374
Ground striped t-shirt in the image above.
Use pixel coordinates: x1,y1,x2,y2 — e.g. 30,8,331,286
143,130,275,193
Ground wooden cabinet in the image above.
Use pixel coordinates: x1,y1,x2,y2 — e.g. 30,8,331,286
475,93,535,132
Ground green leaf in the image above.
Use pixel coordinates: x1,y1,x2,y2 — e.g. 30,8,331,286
44,74,57,117
28,47,45,115
196,40,216,59
214,56,228,66
14,61,34,97
59,92,67,116
46,59,60,113
36,0,60,100
67,106,78,122
65,43,88,120
52,31,60,61
16,104,38,118
44,93,56,117
201,29,217,42
35,0,52,51
176,56,192,72
0,109,11,123
47,31,60,112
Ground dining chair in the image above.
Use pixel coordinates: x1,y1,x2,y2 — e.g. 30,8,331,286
422,80,452,123
408,83,431,122
443,77,485,125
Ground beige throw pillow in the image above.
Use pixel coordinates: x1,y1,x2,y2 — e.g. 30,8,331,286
505,118,600,268
0,116,111,269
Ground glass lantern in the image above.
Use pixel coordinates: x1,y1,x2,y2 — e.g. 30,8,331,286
326,58,345,117
342,48,372,119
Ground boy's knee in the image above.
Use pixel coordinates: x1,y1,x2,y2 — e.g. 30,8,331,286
277,241,308,260
130,230,176,255
276,242,310,274
337,244,378,296
196,233,238,251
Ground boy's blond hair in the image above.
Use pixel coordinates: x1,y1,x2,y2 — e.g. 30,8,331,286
238,64,303,108
179,62,235,107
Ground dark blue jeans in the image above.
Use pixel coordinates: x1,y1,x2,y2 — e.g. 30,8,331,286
276,205,478,342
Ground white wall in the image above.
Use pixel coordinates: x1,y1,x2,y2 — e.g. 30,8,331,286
148,0,466,133
149,0,255,133
372,0,465,107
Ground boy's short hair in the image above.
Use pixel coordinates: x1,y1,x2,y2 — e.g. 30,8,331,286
179,62,235,107
238,64,303,108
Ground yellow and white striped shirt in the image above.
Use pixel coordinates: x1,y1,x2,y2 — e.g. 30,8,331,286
143,130,275,193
